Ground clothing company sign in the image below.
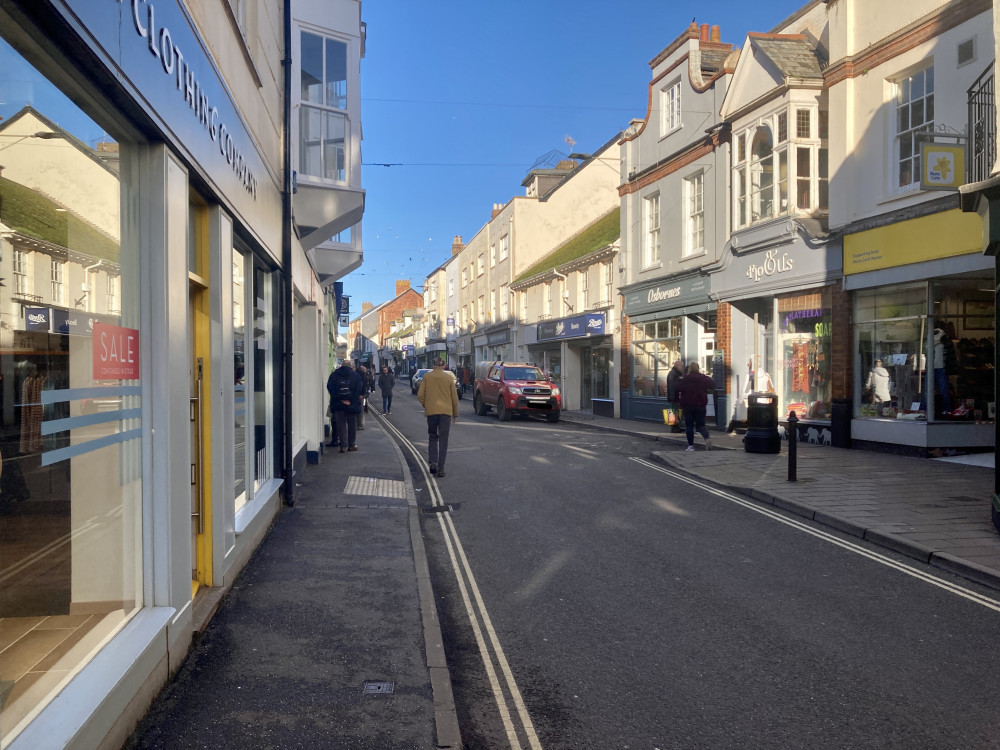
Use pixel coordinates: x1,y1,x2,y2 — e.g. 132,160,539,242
26,308,107,335
623,275,709,316
117,0,258,198
745,249,794,283
537,313,605,341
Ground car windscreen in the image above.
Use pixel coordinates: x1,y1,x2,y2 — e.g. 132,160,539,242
505,367,545,381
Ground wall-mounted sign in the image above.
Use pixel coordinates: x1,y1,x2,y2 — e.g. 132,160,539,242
919,141,966,191
843,208,982,274
25,307,50,332
487,329,511,346
537,313,605,341
93,322,140,380
623,274,709,316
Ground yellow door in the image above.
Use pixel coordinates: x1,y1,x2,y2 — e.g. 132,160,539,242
189,197,212,595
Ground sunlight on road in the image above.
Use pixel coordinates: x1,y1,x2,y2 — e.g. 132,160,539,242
650,497,691,516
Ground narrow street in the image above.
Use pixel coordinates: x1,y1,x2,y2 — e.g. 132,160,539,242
383,392,1000,749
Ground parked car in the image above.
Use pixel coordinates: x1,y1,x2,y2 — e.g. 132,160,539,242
410,367,463,399
473,361,561,422
410,368,431,394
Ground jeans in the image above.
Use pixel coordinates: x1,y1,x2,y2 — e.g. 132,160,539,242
427,414,452,470
382,391,393,413
684,405,709,447
334,410,357,448
935,368,951,413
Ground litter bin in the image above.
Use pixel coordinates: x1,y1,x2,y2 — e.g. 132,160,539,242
744,391,781,453
830,397,852,449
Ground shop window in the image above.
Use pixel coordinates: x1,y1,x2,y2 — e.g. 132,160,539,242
233,251,248,509
854,283,929,420
253,263,278,489
0,37,141,743
630,317,681,397
931,277,994,421
777,290,832,420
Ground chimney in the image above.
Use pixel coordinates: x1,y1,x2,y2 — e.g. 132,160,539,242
395,280,411,297
700,24,709,42
361,301,374,313
491,203,503,219
451,235,465,256
710,25,721,43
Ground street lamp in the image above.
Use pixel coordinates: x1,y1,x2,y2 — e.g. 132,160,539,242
0,131,61,153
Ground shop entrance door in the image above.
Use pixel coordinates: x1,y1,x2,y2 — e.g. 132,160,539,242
582,347,610,406
188,199,212,595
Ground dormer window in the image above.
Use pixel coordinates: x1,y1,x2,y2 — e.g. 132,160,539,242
659,79,682,137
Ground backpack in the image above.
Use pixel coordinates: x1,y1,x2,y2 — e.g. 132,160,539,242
334,373,353,401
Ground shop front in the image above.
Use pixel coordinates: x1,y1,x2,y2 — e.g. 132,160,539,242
620,273,716,422
527,313,611,413
482,324,514,363
712,218,843,441
844,206,994,456
0,4,289,747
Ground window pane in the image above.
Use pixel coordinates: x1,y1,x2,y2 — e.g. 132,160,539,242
897,105,910,133
0,37,140,739
301,32,324,102
233,252,248,508
325,38,347,109
911,99,924,127
796,109,811,139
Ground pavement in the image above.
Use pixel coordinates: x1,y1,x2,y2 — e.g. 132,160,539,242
126,407,1000,749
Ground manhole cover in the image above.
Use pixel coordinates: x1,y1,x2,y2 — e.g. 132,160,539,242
362,681,395,694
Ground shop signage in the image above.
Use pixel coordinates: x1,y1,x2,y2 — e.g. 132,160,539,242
537,313,605,341
919,141,965,191
25,307,50,332
58,0,281,254
844,208,982,274
487,329,511,346
746,248,794,282
623,275,709,316
93,322,140,379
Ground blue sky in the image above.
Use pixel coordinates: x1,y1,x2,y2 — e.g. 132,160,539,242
344,0,808,311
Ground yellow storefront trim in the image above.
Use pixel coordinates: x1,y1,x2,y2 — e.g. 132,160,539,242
843,208,982,274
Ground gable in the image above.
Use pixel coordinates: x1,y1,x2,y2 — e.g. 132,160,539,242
720,36,787,121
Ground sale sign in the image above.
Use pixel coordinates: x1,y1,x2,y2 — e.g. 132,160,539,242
93,322,140,380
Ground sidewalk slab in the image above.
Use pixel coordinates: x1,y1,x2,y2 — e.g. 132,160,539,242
126,419,460,749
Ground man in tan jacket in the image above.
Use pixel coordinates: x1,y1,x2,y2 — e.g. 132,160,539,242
417,357,459,478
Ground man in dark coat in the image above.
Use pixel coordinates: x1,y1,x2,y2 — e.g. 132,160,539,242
666,359,685,433
377,365,396,414
327,360,365,452
676,362,715,451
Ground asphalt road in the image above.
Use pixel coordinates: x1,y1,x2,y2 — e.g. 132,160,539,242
385,384,1000,750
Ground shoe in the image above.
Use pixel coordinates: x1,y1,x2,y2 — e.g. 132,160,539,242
429,463,437,475
437,470,446,478
358,425,365,431
705,437,712,450
685,446,695,452
340,447,346,453
348,446,358,452
326,441,337,447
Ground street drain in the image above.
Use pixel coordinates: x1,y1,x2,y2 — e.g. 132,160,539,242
362,681,395,694
420,504,455,514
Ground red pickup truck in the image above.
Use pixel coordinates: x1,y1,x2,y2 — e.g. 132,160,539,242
473,361,561,423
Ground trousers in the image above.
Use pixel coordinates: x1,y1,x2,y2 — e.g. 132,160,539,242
427,414,452,470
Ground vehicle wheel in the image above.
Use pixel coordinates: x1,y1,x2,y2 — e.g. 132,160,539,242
497,397,511,422
474,392,488,416
546,410,560,423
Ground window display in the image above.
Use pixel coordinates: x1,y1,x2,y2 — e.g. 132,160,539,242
630,318,681,397
776,291,832,420
854,278,994,421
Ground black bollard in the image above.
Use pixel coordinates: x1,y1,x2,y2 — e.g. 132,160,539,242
787,411,798,482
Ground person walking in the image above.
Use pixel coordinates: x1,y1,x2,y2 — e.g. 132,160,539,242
417,357,459,478
377,364,395,414
327,360,364,453
676,361,715,452
356,365,374,430
666,359,685,433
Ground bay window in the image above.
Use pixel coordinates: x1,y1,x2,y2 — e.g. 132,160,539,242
299,31,348,182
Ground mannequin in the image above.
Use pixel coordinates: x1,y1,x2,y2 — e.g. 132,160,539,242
865,358,891,404
933,327,952,414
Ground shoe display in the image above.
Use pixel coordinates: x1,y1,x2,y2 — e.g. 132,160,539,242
685,446,695,452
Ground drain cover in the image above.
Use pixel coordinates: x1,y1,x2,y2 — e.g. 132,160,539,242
362,681,395,694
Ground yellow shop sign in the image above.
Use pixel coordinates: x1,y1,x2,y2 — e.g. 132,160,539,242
843,208,982,274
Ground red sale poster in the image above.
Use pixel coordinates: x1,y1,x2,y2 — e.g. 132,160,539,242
93,321,140,379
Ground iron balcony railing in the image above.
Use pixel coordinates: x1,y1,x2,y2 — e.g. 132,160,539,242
968,61,996,184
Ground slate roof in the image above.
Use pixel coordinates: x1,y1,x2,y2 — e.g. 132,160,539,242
752,36,824,79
